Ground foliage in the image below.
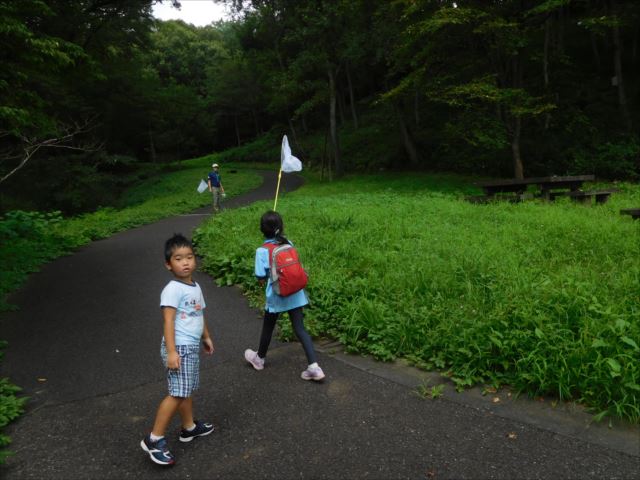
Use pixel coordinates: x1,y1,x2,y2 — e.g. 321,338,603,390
204,132,282,165
0,210,68,311
571,136,640,180
0,335,28,464
416,382,445,400
0,367,26,464
195,172,640,422
3,0,640,191
55,162,261,248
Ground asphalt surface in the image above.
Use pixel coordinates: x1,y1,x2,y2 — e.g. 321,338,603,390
0,171,638,480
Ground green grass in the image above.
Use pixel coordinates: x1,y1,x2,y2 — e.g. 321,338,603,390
194,172,640,422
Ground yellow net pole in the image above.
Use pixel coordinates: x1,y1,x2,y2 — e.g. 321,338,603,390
273,168,283,211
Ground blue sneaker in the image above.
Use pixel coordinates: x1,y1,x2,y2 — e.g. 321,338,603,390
140,434,175,466
179,420,215,443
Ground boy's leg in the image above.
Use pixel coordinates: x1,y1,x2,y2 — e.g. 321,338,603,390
142,396,183,466
289,307,317,365
177,397,215,442
212,188,220,212
152,396,185,437
257,311,279,358
178,397,194,430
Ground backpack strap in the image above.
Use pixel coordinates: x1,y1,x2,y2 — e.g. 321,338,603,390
262,241,278,267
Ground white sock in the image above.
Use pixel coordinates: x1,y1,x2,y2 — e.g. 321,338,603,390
150,433,163,442
185,423,196,432
309,362,319,369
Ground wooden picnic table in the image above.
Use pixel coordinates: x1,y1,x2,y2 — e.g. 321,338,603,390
476,175,595,200
620,208,640,220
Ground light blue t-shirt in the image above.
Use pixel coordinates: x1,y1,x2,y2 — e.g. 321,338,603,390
255,239,308,313
160,279,206,346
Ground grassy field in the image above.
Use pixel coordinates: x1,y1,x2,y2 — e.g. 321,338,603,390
193,172,640,422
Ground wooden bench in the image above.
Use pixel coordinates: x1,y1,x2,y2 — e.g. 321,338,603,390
547,191,572,201
620,208,640,219
465,194,523,204
566,189,618,204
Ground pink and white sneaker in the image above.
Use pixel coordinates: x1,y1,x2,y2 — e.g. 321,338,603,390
301,365,325,381
244,349,265,371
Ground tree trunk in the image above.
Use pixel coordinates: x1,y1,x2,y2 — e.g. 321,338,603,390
543,17,551,129
148,127,157,163
414,88,420,127
612,0,632,131
346,60,359,129
557,5,565,55
586,0,601,69
510,115,524,180
510,52,525,179
328,68,342,177
287,117,301,153
590,31,602,70
543,17,550,87
337,84,346,126
632,25,638,64
288,118,308,160
252,109,261,137
320,125,331,181
234,113,241,146
393,99,419,166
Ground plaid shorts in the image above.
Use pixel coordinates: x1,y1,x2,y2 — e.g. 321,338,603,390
160,342,201,398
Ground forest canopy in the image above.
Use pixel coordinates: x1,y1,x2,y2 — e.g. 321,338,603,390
1,0,638,213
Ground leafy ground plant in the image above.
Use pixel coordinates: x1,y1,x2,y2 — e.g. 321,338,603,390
0,342,27,465
195,173,640,422
416,382,445,400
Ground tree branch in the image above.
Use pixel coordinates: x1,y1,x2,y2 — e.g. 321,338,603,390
0,117,102,185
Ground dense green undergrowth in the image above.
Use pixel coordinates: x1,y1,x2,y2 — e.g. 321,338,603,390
194,173,640,422
0,160,260,311
0,157,260,462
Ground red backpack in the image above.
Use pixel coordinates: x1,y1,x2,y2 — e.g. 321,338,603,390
262,242,308,296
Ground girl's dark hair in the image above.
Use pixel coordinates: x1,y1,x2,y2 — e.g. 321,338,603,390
164,233,193,261
260,210,290,245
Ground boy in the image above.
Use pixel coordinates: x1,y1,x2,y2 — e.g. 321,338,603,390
207,163,225,213
140,234,215,466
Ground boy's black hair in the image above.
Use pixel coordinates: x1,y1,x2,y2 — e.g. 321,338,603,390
260,210,290,245
164,233,193,261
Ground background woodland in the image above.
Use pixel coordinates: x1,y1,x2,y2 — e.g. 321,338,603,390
1,0,639,214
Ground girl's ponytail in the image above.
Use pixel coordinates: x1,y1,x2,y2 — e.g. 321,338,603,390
274,228,291,246
260,211,291,245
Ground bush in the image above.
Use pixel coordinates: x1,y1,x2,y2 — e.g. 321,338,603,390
0,342,27,464
572,136,640,180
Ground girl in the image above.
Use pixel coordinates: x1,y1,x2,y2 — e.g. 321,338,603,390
244,210,325,381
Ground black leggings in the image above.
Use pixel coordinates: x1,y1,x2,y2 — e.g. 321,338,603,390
257,307,317,365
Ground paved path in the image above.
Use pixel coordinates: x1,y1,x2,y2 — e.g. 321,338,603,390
0,171,638,479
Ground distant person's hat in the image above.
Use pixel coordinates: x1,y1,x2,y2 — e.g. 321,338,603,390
212,163,219,168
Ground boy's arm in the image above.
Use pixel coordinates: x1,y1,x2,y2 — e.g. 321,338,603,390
201,321,214,355
207,177,213,192
162,306,180,369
